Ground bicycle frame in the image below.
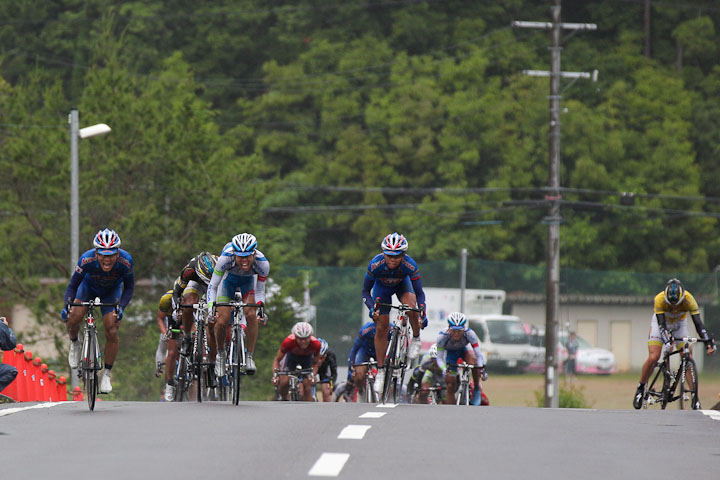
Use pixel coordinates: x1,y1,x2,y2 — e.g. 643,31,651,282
178,301,210,402
644,337,701,410
215,301,260,405
274,367,313,401
353,360,378,403
69,298,117,411
376,302,422,403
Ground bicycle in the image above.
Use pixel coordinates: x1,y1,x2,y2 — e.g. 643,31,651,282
67,297,118,411
177,300,212,402
375,301,422,404
408,380,444,405
454,360,484,406
215,300,261,405
274,366,314,401
351,360,379,403
643,336,710,410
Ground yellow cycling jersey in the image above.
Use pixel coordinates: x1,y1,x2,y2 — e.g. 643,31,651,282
653,290,699,323
158,290,174,314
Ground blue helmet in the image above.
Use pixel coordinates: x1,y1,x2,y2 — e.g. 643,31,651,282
447,312,467,330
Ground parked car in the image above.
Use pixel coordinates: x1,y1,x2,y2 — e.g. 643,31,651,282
525,329,617,375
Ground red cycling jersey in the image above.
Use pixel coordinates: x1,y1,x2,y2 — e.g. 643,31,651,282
280,334,322,356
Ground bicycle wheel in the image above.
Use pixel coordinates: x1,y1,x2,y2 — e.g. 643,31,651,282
84,331,98,411
643,363,663,409
455,381,464,406
194,327,204,403
232,328,243,406
661,367,671,410
679,358,698,410
382,332,399,403
174,355,189,402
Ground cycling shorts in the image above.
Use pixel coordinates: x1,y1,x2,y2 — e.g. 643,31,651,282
282,352,313,372
372,277,414,315
74,278,122,316
648,313,689,347
317,364,333,384
217,274,255,303
182,280,208,299
444,348,470,373
352,345,376,366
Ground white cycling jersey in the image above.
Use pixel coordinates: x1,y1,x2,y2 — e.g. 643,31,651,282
206,245,270,305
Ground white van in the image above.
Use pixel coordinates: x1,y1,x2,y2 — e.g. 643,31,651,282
466,314,536,372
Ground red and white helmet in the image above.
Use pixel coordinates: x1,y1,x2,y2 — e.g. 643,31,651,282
381,232,408,256
291,321,314,339
93,228,121,255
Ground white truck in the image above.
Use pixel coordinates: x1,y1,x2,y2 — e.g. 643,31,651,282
417,288,536,372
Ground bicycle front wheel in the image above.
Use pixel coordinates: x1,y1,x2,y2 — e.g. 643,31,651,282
84,332,98,411
680,358,698,410
174,355,189,402
382,333,399,403
194,327,205,403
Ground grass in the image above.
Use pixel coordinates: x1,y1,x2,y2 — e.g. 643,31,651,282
485,371,720,410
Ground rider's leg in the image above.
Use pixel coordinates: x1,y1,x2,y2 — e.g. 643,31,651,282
445,373,457,404
374,315,390,366
101,310,121,367
639,344,662,384
353,365,368,392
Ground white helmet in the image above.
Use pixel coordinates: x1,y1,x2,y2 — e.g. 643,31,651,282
291,321,313,339
231,233,257,256
447,312,467,330
428,343,438,358
93,228,121,255
381,232,408,255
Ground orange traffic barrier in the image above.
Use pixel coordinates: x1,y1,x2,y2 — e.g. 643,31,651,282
33,357,44,401
71,385,84,401
56,376,68,401
40,363,51,401
22,350,34,401
46,369,57,402
1,343,23,401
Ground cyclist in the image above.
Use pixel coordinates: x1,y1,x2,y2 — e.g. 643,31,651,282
436,312,488,406
155,290,181,401
407,343,445,404
346,321,390,397
173,252,217,377
315,338,337,402
633,278,716,409
271,322,323,401
361,232,427,392
207,233,269,378
62,228,134,394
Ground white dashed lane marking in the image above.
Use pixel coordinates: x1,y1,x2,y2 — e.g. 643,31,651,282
359,411,386,418
376,403,397,408
337,424,372,439
700,410,720,421
308,453,350,477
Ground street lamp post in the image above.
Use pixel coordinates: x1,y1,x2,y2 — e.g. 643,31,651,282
68,108,111,270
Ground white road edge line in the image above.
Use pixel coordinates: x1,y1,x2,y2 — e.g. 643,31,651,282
338,424,371,440
700,410,720,421
0,402,66,417
308,453,350,477
359,412,386,418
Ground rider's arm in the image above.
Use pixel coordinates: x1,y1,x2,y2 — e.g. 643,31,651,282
436,345,447,371
119,271,135,309
328,351,338,384
466,330,485,367
157,310,168,336
361,274,375,312
206,266,224,307
63,269,85,305
271,348,285,371
410,276,426,310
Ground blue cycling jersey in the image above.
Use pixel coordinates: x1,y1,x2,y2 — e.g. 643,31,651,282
361,253,426,312
348,322,378,365
64,249,135,309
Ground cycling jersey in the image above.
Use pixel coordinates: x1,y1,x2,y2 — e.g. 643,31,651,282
158,290,180,329
64,248,135,314
317,350,337,384
361,253,426,315
280,334,322,357
173,254,210,301
653,291,700,323
435,328,484,371
347,321,379,366
206,246,269,305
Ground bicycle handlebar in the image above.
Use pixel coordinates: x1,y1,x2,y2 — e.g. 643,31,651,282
214,302,262,309
68,300,118,309
374,301,423,313
274,368,314,377
179,302,207,309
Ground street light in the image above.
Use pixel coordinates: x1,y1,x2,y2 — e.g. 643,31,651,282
69,108,111,271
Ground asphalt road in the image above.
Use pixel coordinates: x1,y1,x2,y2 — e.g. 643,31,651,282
1,401,719,479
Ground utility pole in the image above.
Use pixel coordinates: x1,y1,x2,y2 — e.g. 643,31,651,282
513,1,596,408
